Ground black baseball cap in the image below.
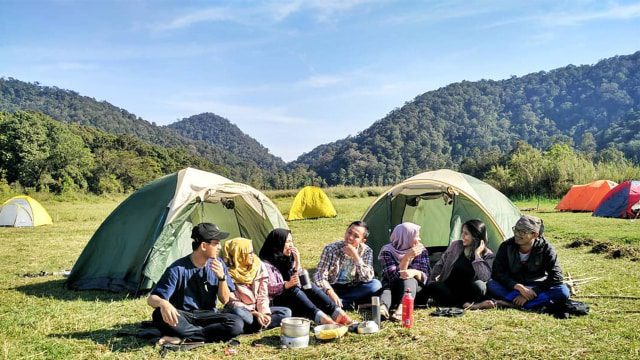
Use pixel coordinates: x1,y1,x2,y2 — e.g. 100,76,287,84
191,223,229,243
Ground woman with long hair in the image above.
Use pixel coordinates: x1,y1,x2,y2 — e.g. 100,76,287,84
259,228,352,325
223,237,291,333
427,219,496,309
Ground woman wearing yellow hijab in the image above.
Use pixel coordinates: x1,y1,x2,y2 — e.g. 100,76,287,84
224,238,291,333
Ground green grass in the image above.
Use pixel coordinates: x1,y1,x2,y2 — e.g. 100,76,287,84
1,195,639,359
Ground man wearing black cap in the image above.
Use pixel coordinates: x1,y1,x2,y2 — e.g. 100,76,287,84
487,215,569,310
147,223,243,344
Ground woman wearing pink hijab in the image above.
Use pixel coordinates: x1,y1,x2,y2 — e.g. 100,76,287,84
378,222,430,321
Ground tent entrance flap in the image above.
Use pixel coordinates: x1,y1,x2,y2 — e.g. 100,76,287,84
190,200,242,239
401,195,454,248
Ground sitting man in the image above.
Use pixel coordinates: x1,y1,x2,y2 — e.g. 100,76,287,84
147,222,243,344
313,220,382,310
487,215,569,310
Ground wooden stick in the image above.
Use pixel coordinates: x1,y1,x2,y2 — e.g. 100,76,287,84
566,272,576,296
573,295,640,300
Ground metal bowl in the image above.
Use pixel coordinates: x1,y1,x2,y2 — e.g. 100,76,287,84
280,317,311,338
314,324,348,340
280,335,309,349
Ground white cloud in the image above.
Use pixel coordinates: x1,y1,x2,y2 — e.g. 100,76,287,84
152,7,234,31
484,2,640,29
539,2,640,26
165,99,310,126
149,0,377,32
56,62,98,71
300,74,346,88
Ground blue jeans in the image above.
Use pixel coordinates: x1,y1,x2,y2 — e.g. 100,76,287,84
224,306,291,333
332,279,382,310
487,280,570,310
273,284,339,321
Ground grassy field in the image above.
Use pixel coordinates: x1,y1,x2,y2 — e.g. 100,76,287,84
0,194,639,359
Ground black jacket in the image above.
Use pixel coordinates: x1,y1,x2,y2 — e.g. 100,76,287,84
491,237,564,291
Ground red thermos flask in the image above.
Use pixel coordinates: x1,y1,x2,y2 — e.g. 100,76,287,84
401,287,414,328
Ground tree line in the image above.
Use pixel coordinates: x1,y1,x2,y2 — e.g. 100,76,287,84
293,51,640,186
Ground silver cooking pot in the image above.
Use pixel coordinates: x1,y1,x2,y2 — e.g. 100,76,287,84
280,317,311,338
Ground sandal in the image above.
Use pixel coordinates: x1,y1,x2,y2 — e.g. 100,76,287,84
430,307,465,317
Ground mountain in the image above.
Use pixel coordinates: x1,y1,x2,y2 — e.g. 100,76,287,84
293,51,640,186
167,113,285,171
0,77,279,186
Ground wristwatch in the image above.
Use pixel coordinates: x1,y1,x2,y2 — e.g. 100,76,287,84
217,276,226,282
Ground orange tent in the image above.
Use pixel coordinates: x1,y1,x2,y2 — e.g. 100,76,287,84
556,180,618,212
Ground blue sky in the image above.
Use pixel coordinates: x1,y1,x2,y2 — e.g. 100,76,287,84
1,1,639,161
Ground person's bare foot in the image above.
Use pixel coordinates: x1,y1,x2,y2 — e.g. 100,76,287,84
495,300,517,309
334,311,353,325
464,300,497,310
157,336,182,345
319,313,338,325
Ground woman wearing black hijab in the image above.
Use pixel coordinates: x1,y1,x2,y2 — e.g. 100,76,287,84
259,228,351,325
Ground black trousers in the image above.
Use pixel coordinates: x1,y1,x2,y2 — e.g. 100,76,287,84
152,308,243,342
426,280,487,307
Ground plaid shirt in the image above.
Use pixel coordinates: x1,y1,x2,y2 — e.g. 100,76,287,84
313,240,375,291
379,248,430,287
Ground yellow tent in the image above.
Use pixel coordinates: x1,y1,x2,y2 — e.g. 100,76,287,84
288,186,337,220
0,195,53,227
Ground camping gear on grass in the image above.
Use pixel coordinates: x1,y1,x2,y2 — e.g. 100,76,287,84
281,317,310,348
362,169,521,272
66,167,287,293
280,335,310,349
0,195,52,227
556,180,618,212
593,180,640,219
287,186,337,220
281,317,310,337
356,321,379,334
314,324,348,340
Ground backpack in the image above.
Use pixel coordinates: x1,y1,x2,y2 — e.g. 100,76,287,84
546,299,590,319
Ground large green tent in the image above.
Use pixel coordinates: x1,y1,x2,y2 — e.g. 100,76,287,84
362,169,521,273
66,167,288,293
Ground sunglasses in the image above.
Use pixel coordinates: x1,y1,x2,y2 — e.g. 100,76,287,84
512,227,532,236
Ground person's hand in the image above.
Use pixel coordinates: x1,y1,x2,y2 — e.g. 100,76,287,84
285,273,300,289
408,243,426,258
210,258,224,279
326,289,343,308
255,312,272,327
514,284,537,300
400,269,421,280
343,244,360,261
513,295,528,307
159,301,180,327
290,246,300,262
475,240,486,258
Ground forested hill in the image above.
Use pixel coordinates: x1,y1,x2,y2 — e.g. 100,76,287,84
167,113,284,171
0,78,278,186
294,51,640,186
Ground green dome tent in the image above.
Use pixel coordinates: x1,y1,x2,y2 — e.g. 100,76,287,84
288,186,337,220
362,169,521,273
67,167,288,293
